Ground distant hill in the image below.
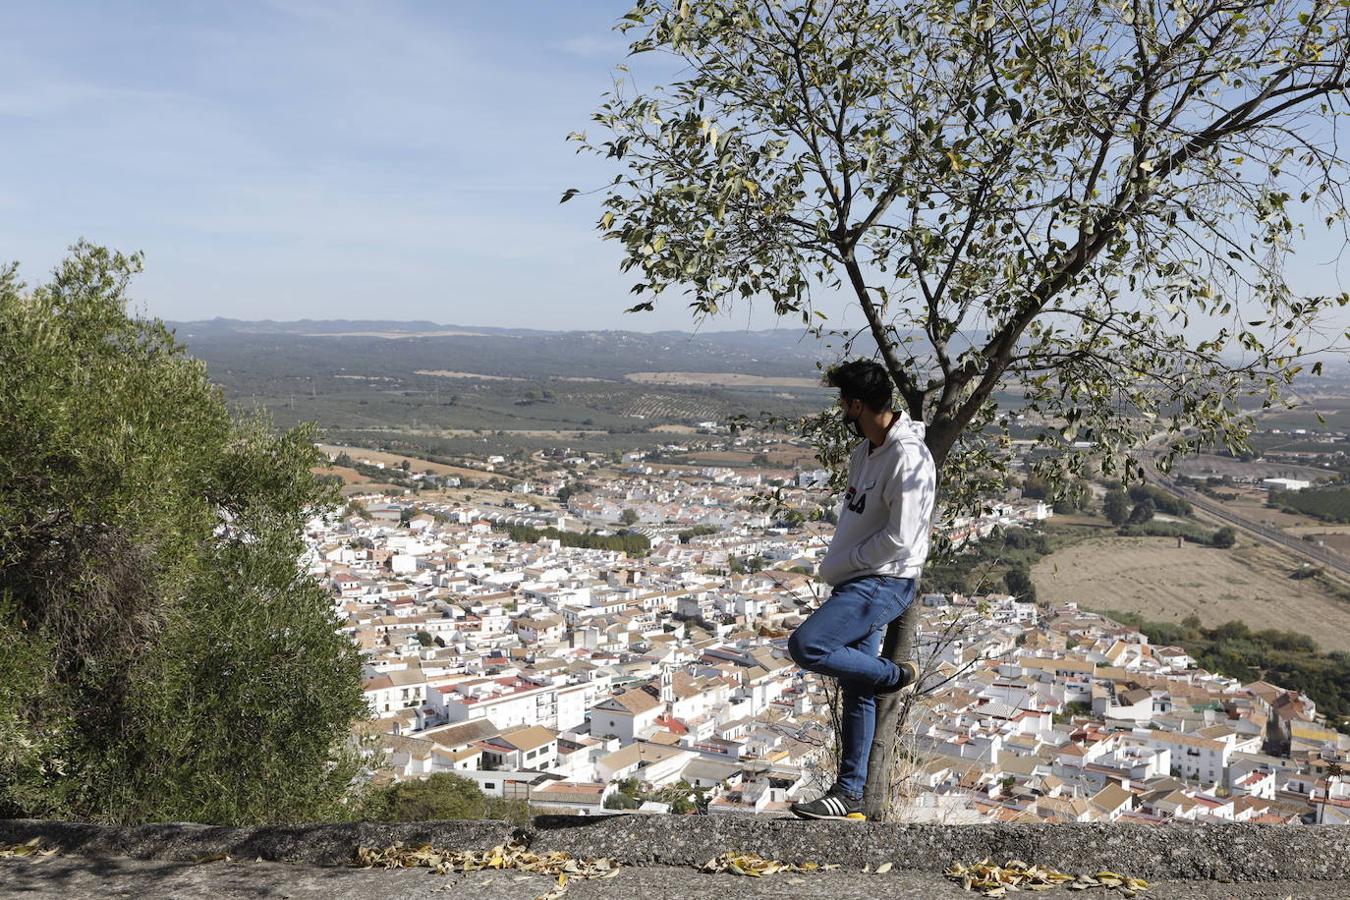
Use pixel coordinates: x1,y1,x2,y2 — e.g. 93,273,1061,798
170,319,830,378
166,319,868,454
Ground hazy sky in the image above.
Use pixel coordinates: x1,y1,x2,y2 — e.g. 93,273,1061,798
2,1,1347,341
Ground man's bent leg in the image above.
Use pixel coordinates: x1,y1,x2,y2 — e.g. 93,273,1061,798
788,577,908,687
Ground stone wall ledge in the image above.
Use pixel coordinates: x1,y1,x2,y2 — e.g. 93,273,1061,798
3,816,1346,882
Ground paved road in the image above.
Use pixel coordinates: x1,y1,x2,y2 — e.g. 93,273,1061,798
1138,450,1350,579
0,855,1339,900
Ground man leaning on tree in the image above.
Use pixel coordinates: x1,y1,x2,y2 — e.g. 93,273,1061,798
788,358,938,821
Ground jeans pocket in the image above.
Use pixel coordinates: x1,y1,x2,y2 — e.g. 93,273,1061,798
875,578,913,625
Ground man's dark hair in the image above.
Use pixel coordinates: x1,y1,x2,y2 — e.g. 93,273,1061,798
826,359,893,411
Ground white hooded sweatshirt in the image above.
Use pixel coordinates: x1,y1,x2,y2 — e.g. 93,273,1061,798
817,409,937,586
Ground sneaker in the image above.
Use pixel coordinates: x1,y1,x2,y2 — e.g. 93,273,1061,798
789,786,866,821
874,660,919,695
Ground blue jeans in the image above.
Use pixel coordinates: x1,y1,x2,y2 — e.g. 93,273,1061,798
787,574,917,800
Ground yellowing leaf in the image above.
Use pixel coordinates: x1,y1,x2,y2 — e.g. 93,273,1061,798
0,839,59,863
943,858,1149,898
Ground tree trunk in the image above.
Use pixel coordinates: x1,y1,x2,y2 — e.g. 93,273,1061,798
862,599,920,820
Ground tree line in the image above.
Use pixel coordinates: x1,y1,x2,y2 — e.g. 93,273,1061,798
503,524,651,557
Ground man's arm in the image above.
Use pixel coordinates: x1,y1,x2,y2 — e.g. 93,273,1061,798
815,450,857,586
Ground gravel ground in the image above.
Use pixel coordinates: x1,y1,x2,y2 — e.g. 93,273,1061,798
1,855,1344,900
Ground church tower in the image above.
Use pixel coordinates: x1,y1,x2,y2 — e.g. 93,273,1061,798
659,662,674,711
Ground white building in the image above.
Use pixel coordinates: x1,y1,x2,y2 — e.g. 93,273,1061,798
590,687,663,741
1128,729,1231,786
435,677,588,731
1263,477,1311,491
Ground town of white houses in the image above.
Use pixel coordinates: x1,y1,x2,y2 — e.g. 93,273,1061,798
316,435,1350,825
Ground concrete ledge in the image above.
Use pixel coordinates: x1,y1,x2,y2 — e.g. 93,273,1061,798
3,816,1347,882
0,818,518,867
528,816,1350,882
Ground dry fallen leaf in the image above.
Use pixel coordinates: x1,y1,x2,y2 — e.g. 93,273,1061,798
354,838,620,900
698,850,824,878
876,861,893,874
944,857,1149,897
0,839,59,863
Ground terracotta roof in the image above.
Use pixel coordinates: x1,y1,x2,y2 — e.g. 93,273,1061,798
1119,687,1152,706
363,674,394,691
598,740,689,770
419,718,501,749
494,724,558,752
598,687,663,716
1091,783,1134,813
533,781,608,804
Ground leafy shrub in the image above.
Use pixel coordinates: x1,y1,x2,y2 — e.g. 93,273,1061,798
0,244,366,824
1103,490,1130,525
360,773,531,826
1127,484,1192,516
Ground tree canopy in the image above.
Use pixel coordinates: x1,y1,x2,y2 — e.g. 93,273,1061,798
570,0,1349,519
1103,488,1131,524
0,243,366,824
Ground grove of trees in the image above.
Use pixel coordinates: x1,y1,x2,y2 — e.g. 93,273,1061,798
505,523,651,556
1269,486,1350,523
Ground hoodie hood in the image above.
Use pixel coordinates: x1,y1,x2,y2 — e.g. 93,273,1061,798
892,408,926,442
867,409,926,451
